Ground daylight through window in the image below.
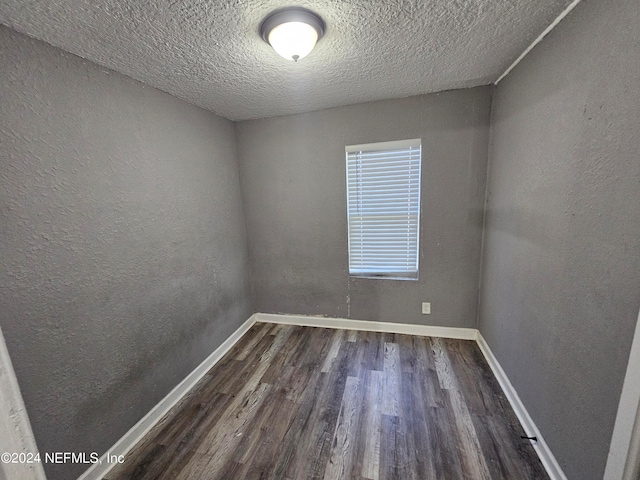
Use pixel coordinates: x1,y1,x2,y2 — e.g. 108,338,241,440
346,139,421,279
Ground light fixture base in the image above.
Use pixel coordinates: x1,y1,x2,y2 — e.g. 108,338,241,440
260,7,325,43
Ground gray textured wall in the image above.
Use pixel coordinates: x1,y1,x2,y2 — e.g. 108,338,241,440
0,26,252,479
236,88,491,327
478,0,640,478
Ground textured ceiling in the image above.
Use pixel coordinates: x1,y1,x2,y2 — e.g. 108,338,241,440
0,0,573,120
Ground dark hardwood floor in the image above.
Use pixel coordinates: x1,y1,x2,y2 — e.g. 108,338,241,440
105,323,549,479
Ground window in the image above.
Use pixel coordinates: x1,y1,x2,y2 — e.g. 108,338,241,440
346,139,421,279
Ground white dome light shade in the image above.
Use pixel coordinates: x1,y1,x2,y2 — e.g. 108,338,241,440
268,22,318,61
260,8,325,62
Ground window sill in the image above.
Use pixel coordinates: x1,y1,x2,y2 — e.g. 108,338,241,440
349,275,419,281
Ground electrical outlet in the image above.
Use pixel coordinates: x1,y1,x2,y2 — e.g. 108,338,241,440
422,302,431,314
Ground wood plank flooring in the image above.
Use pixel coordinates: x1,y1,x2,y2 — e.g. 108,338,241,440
105,324,549,480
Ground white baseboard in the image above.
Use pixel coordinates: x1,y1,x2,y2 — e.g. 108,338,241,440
78,314,257,480
476,333,567,480
255,313,478,340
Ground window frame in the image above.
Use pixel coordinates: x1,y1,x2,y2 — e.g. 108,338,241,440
345,138,422,281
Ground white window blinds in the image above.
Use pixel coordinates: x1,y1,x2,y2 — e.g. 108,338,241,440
346,139,421,279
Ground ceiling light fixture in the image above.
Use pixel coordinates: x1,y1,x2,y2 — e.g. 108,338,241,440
260,7,325,62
